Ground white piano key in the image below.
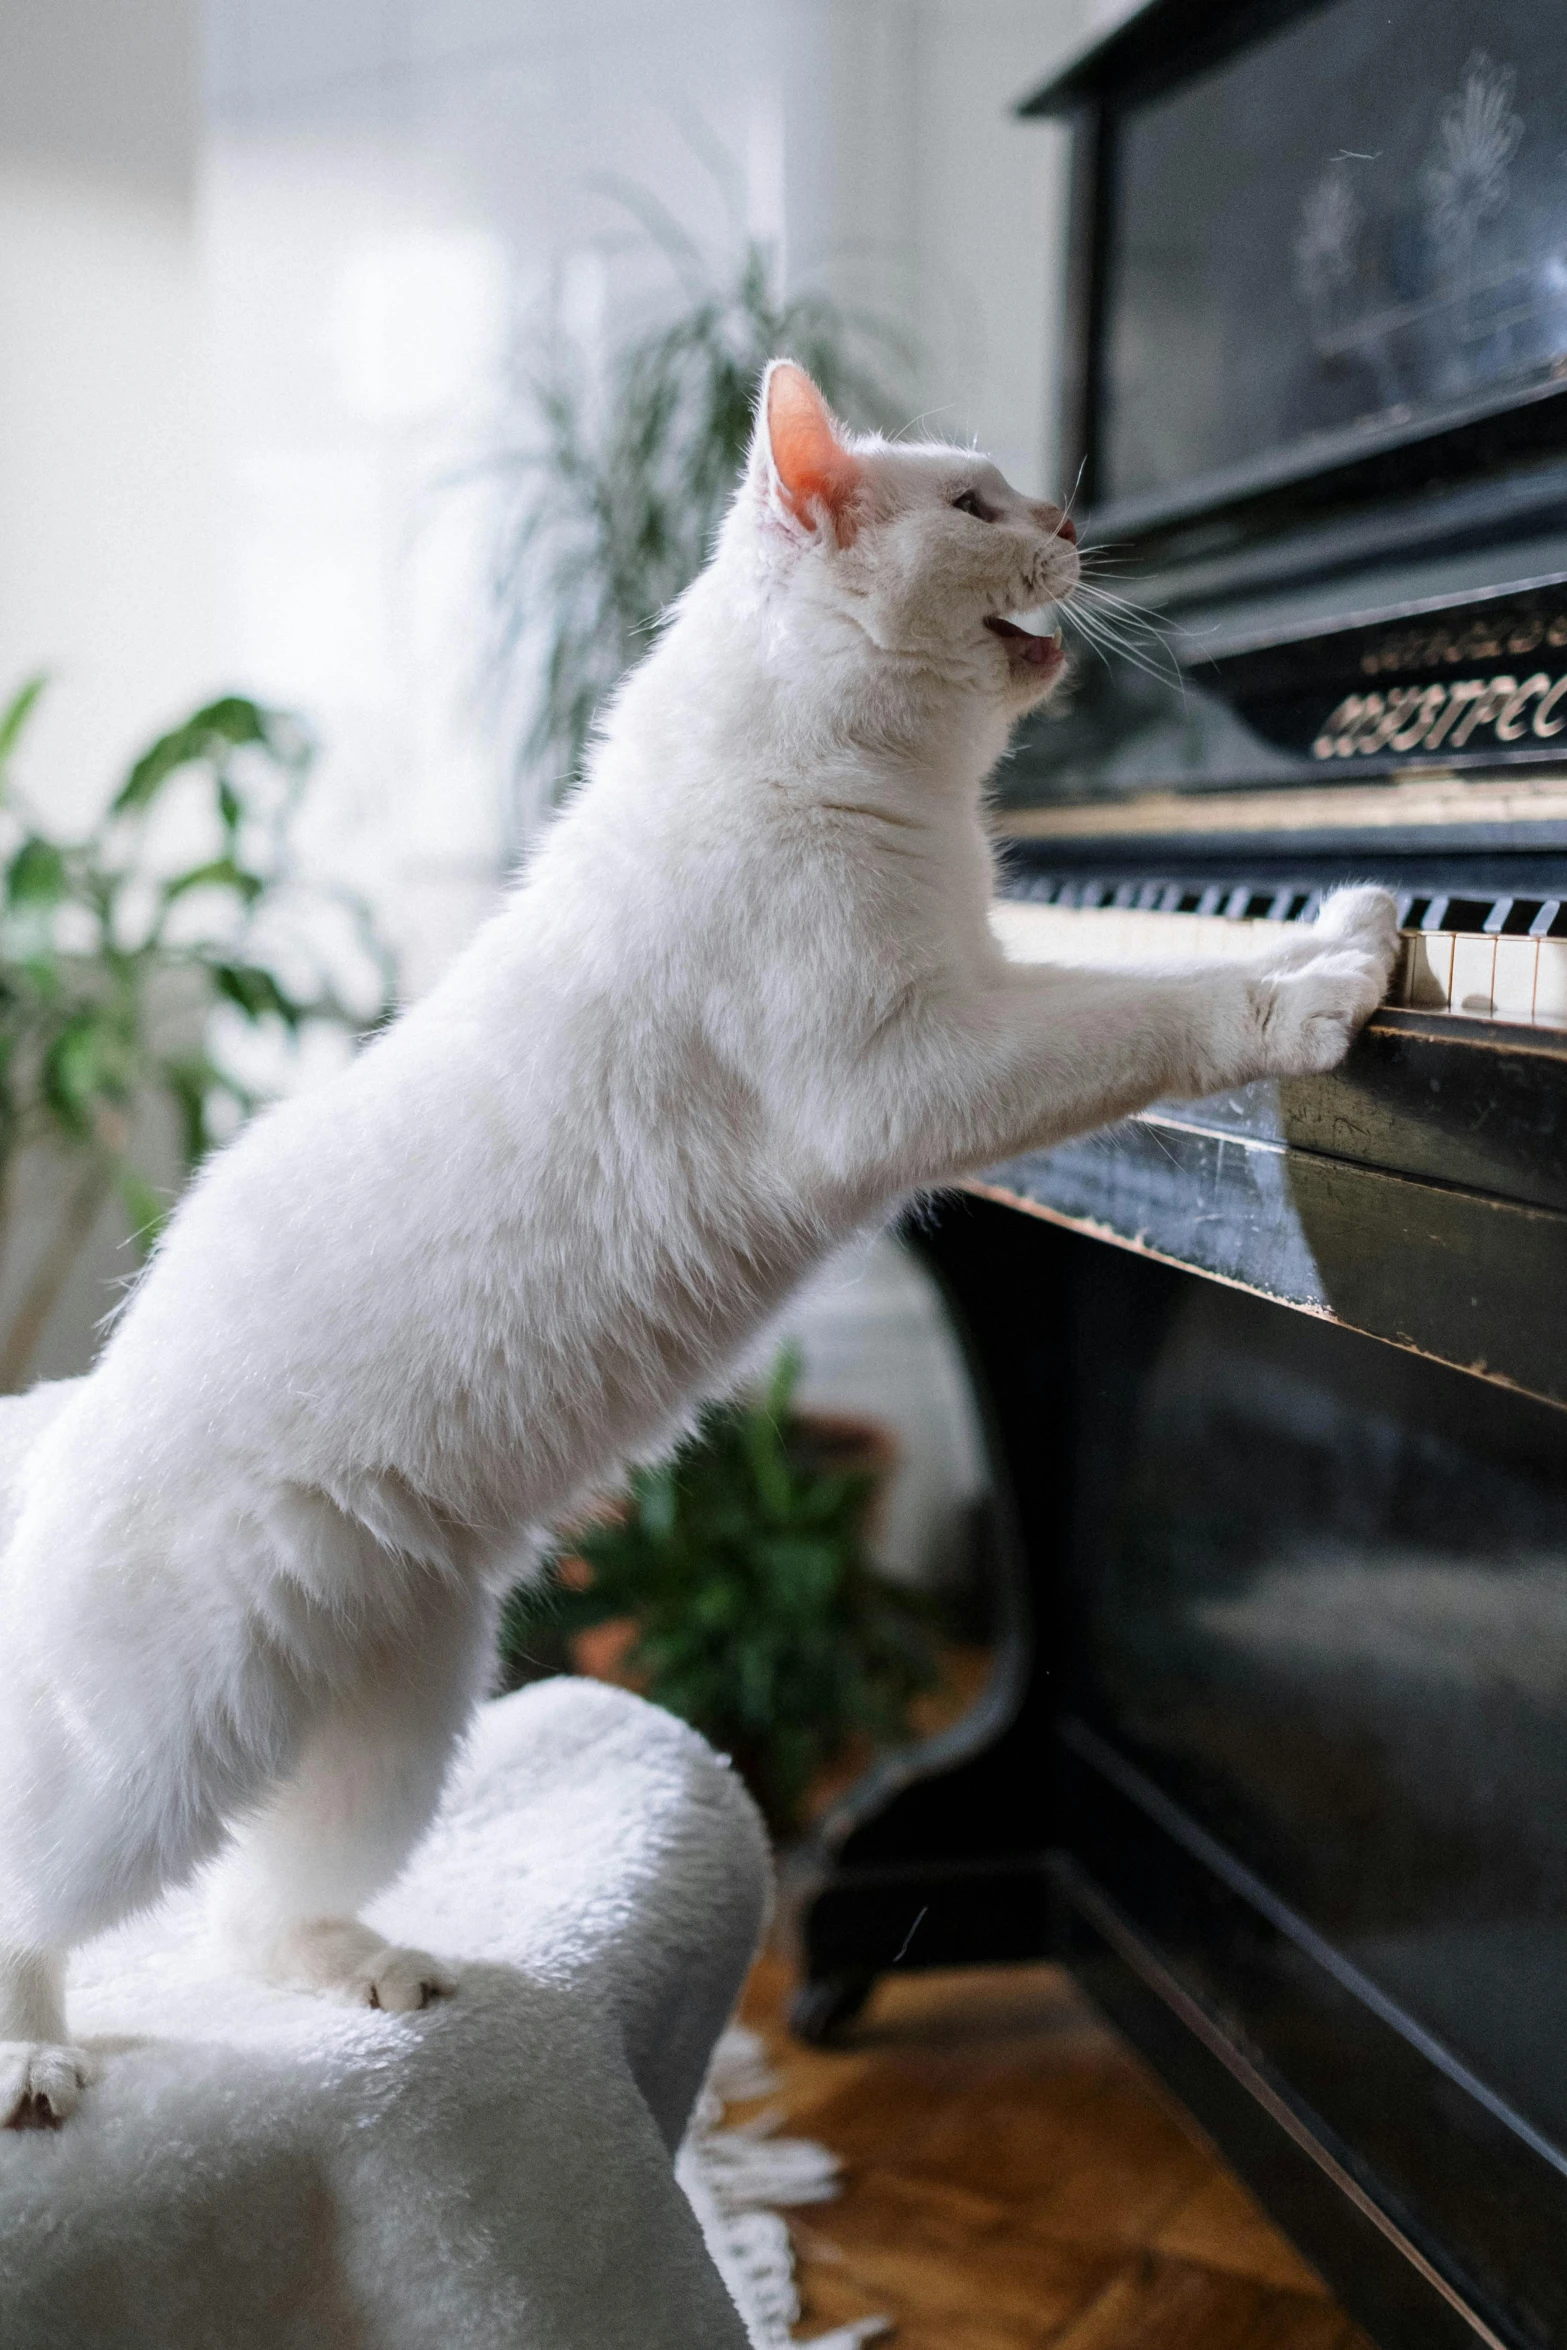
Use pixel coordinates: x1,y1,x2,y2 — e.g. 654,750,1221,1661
1449,934,1498,1017
1491,937,1539,1024
1534,938,1567,1028
1402,932,1454,1010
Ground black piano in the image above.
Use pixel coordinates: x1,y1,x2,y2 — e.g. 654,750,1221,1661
789,6,1567,2346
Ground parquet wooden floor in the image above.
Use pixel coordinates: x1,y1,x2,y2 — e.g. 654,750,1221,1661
737,1955,1377,2350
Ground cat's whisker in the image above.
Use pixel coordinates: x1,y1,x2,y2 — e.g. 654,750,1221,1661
1059,595,1187,697
1068,558,1184,659
1071,576,1181,653
1065,615,1183,695
1073,574,1167,622
1056,453,1088,531
1072,606,1181,674
1073,598,1171,646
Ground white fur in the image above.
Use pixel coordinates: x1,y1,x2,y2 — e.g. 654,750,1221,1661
0,365,1397,2124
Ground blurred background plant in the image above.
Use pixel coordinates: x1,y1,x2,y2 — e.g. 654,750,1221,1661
0,676,394,1389
498,1346,940,1835
485,205,908,823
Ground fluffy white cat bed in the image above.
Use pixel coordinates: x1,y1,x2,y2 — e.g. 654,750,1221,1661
0,1678,772,2350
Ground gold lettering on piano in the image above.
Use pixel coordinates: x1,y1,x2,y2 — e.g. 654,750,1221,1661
1387,684,1447,751
1358,609,1567,677
1494,673,1550,740
1313,672,1567,759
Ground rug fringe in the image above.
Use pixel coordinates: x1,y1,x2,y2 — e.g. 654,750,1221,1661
681,2027,892,2349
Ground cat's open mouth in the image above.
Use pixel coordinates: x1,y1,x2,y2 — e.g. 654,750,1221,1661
984,611,1065,676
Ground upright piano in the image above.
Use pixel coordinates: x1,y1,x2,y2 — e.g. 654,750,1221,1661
790,6,1567,2346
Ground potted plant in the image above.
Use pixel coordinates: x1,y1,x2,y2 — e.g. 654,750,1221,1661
0,676,392,1386
498,1349,938,1836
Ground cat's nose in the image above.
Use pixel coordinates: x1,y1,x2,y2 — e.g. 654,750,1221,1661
1030,500,1076,543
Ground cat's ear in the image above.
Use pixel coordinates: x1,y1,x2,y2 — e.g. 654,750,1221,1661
752,360,863,544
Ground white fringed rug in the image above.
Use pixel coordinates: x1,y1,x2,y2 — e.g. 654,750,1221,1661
680,2026,889,2350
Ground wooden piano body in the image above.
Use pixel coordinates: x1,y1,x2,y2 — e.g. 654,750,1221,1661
789,7,1567,2348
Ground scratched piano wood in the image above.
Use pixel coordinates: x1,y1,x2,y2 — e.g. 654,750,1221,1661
982,897,1567,1408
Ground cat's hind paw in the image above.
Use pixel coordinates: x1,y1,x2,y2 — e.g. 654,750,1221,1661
252,1915,456,2012
343,1943,456,2014
0,2040,94,2130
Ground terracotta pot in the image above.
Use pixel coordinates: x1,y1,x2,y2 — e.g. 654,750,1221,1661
789,1410,899,1536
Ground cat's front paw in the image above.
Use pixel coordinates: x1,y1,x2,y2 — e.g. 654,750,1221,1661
1247,885,1399,1077
1268,884,1400,971
1312,883,1401,961
1252,944,1392,1077
341,1943,456,2014
0,2040,94,2129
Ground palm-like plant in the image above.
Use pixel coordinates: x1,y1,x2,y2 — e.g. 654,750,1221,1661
487,228,905,818
0,678,393,1387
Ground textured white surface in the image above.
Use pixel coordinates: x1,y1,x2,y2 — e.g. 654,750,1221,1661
0,1679,770,2350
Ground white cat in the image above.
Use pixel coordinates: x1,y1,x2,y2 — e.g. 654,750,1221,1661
0,363,1397,2126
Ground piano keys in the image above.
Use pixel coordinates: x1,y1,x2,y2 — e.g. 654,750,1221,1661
990,878,1567,1026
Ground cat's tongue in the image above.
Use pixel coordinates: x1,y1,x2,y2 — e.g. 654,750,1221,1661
984,613,1064,671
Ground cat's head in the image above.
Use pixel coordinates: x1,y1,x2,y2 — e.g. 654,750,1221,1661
734,360,1079,712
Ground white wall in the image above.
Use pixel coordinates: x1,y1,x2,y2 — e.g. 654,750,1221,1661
0,0,216,831
822,0,1084,493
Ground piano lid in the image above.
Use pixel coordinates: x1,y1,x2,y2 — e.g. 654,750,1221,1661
1004,0,1567,855
1017,0,1238,118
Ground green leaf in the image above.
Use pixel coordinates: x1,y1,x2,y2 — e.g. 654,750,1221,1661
212,961,303,1030
7,836,67,908
741,1401,793,1522
764,1341,802,1425
161,857,265,909
157,1054,220,1168
118,1167,169,1251
0,673,47,776
41,1013,132,1136
113,696,274,814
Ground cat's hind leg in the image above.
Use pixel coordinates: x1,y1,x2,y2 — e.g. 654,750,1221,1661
210,1575,495,2012
0,1945,92,2128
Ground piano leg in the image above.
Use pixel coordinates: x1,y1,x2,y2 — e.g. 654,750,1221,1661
785,1193,1093,2028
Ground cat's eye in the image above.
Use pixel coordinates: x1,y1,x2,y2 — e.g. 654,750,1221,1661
951,489,994,522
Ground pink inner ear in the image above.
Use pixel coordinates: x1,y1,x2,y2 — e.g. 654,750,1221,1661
766,364,861,541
